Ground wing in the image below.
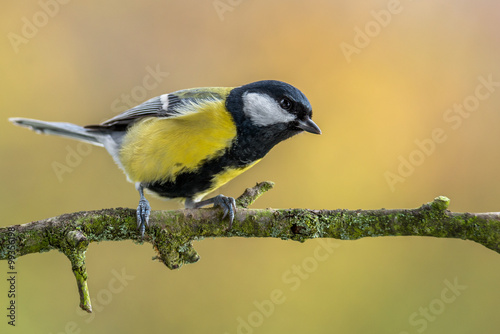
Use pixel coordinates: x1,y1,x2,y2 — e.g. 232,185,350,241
85,87,233,130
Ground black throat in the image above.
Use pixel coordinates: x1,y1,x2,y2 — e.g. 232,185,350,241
225,86,301,163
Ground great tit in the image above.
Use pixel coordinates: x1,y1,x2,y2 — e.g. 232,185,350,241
10,80,321,238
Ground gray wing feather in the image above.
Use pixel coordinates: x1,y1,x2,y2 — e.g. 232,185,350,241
86,88,227,129
86,96,165,129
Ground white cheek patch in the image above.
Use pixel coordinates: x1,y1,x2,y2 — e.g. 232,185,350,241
160,93,169,110
242,92,295,126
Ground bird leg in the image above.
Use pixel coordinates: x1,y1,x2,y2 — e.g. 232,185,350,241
136,183,151,239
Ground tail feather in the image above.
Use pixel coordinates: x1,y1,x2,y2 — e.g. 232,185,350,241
9,117,104,147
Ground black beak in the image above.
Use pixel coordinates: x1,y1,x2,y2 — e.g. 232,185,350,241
297,117,321,135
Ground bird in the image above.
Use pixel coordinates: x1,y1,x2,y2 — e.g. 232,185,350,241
10,80,321,239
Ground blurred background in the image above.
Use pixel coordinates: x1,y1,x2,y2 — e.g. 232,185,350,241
1,0,500,333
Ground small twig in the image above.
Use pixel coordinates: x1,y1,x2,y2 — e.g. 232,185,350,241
235,181,274,208
65,230,92,313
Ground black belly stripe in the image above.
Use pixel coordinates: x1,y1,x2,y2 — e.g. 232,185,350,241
144,150,250,199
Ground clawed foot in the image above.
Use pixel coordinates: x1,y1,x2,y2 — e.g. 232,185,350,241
186,194,236,228
212,195,236,227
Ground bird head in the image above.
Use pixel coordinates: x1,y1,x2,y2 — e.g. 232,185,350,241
227,80,321,139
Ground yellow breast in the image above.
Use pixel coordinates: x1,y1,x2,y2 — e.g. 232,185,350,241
119,99,237,183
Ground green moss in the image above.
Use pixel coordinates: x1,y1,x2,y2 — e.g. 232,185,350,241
429,196,450,212
281,209,318,242
147,218,202,269
76,209,137,242
1,194,499,315
235,181,275,208
231,210,271,237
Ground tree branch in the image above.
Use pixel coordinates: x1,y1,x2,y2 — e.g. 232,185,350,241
1,182,499,313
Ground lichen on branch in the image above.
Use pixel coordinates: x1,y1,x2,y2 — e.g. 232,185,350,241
0,182,499,313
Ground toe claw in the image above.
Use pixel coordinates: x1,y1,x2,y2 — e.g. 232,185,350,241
190,194,236,229
214,195,235,229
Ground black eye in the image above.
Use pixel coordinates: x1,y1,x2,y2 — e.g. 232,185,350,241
279,97,293,111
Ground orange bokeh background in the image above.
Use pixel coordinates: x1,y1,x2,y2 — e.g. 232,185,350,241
1,1,499,333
